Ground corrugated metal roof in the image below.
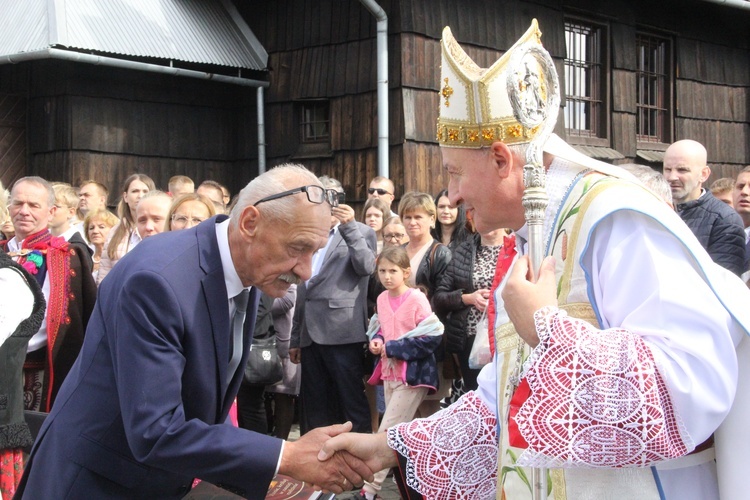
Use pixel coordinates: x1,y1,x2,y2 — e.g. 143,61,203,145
0,0,49,54
572,145,625,161
637,150,666,163
0,0,267,70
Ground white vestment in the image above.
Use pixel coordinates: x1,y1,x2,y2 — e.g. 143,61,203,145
388,138,750,499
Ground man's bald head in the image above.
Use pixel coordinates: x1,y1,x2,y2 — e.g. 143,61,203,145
663,139,710,204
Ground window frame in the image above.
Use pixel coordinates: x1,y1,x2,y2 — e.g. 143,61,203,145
635,32,674,148
293,99,333,159
563,17,611,147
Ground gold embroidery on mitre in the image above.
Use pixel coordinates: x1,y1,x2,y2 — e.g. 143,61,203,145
437,19,551,149
437,119,534,147
441,77,454,107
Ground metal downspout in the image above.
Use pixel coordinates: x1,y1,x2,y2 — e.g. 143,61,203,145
257,86,267,174
359,0,389,179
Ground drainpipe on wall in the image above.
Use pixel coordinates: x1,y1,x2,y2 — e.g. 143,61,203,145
359,0,389,180
257,86,267,174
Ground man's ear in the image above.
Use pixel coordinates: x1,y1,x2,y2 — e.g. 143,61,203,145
489,141,515,179
700,165,712,184
238,205,261,239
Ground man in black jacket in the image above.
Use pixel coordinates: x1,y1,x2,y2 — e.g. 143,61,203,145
663,139,746,275
733,166,750,276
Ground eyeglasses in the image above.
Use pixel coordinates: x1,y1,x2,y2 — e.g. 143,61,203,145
171,214,206,227
368,187,392,196
253,185,340,208
383,232,405,241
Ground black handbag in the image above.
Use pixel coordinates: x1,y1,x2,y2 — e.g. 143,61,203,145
243,336,283,386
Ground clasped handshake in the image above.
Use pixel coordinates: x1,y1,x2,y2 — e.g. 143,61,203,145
278,422,395,493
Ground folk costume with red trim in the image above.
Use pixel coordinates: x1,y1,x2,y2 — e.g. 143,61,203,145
2,228,97,412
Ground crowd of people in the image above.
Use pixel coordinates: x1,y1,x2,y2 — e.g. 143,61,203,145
1,17,750,500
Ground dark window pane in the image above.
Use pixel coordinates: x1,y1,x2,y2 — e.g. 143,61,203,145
300,102,330,143
564,20,606,139
636,34,671,143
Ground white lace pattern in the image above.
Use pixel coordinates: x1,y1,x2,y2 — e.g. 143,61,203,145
387,391,498,499
514,307,690,468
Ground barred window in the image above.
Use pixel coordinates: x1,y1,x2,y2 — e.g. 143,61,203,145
564,20,607,140
636,34,672,143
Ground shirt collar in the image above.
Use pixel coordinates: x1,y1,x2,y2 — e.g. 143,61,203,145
215,218,249,299
59,226,78,241
7,236,21,253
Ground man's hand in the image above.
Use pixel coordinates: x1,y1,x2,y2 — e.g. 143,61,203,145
332,204,355,225
289,347,301,364
280,422,374,493
318,431,397,476
501,255,557,347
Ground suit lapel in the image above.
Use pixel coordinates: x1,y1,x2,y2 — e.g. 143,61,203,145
196,216,233,418
307,229,342,289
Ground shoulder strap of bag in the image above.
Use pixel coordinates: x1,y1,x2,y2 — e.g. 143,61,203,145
428,241,440,272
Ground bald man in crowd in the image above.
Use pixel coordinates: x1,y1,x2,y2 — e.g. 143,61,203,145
663,139,746,275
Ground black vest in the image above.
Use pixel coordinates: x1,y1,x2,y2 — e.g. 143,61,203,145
0,251,46,450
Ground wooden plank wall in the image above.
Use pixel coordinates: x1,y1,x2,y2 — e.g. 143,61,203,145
570,0,750,182
5,0,748,219
0,94,27,191
242,0,565,212
23,60,261,204
675,37,750,184
0,65,30,190
242,0,750,214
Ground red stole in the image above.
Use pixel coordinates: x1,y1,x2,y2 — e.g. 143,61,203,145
486,234,517,356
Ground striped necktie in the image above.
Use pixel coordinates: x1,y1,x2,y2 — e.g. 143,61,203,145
227,289,250,384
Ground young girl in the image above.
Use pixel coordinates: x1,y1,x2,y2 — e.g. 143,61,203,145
362,246,443,499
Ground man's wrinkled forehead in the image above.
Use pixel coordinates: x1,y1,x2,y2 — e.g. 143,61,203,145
442,146,488,173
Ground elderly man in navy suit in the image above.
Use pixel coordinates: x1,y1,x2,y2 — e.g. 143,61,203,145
16,164,373,499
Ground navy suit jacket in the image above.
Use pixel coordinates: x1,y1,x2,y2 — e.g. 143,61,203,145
17,216,282,499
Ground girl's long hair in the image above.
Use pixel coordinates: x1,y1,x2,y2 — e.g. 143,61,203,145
107,173,155,260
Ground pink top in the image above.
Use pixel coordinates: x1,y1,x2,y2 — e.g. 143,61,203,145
376,288,431,381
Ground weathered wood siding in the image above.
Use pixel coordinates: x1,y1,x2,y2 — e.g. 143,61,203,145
3,0,747,211
17,60,260,204
0,65,29,189
244,0,749,207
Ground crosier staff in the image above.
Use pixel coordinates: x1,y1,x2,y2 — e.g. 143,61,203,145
504,41,560,500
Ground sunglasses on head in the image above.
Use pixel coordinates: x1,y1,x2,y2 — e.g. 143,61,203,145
368,187,391,196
